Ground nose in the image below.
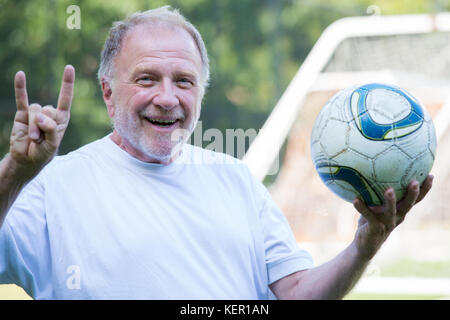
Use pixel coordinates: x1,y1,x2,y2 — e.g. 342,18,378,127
152,78,179,111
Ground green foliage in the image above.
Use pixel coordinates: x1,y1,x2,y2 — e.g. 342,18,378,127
0,0,446,156
379,259,450,278
345,292,445,300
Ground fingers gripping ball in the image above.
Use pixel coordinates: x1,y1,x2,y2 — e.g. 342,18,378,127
310,83,437,206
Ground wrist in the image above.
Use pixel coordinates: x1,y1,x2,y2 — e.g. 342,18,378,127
1,153,35,186
349,238,375,265
0,153,35,219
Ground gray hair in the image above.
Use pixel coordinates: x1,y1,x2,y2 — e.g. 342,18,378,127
97,6,210,91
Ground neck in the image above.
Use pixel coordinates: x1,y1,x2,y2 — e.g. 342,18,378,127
109,130,177,165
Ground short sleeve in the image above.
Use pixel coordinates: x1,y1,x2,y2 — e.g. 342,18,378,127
0,222,14,284
0,175,52,298
251,175,314,285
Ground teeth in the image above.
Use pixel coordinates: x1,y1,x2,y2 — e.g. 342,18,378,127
145,117,177,125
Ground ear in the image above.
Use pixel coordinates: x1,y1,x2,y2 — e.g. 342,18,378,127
101,78,115,118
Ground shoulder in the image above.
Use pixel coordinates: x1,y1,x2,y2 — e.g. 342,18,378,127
183,144,253,177
182,144,268,201
183,143,247,167
41,137,108,176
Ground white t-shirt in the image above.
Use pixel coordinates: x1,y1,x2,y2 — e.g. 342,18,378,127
0,135,313,299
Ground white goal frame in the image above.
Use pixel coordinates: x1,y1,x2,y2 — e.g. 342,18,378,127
243,12,450,181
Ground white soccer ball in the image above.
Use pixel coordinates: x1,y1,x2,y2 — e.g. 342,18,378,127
310,83,437,206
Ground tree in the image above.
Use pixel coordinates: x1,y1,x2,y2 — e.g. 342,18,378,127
0,0,444,157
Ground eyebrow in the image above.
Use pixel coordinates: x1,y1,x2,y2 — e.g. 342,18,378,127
173,70,198,81
131,66,199,82
130,67,158,79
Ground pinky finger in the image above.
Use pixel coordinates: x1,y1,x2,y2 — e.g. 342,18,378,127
416,175,434,204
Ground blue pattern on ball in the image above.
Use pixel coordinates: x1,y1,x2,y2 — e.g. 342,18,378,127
316,164,382,206
352,83,424,141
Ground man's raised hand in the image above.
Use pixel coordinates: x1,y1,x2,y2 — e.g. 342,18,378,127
9,65,75,172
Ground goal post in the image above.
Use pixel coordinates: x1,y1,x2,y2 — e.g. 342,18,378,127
243,12,450,182
243,12,450,242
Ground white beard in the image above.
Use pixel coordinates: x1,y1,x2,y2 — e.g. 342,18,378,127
112,104,200,163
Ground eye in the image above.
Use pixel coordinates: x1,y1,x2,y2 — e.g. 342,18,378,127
176,78,194,88
136,76,156,86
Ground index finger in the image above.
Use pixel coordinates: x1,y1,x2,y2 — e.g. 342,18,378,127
414,175,433,204
56,65,75,113
14,71,29,112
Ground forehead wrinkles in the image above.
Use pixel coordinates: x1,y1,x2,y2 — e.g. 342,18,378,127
118,24,202,76
135,50,199,70
133,56,200,78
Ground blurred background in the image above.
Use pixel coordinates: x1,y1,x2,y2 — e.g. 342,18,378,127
0,0,449,299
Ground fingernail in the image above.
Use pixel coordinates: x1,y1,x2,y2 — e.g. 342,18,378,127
30,130,39,140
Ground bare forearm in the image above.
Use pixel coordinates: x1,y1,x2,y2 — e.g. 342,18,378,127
0,154,31,226
272,178,434,300
291,241,370,299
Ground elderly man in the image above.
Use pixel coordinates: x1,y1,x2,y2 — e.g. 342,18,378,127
0,6,432,299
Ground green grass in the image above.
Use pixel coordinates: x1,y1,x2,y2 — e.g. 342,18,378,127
343,259,450,300
345,292,446,300
1,284,448,300
378,259,450,278
1,259,449,300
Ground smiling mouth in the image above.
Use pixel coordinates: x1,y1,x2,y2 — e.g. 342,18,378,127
144,117,179,127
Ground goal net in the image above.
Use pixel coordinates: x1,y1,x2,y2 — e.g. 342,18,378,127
243,13,450,243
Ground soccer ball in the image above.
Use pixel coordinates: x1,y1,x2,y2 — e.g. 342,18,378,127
310,83,437,206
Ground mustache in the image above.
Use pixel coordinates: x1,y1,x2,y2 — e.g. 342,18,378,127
139,110,185,120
